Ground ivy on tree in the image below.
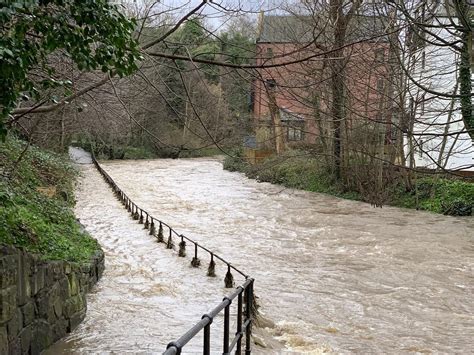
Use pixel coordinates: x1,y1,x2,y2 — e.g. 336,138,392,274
0,0,141,139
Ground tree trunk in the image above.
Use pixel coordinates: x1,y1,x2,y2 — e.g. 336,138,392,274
266,84,285,154
330,1,347,180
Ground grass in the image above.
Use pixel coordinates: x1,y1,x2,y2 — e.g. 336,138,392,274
0,136,100,262
224,150,473,216
224,150,361,200
390,177,474,216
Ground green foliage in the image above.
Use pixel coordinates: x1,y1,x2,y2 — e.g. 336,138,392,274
172,17,221,82
224,151,473,216
459,31,473,140
224,150,359,200
220,32,255,65
391,177,474,216
170,16,255,84
0,136,100,262
178,18,206,44
220,30,255,113
222,149,248,172
0,0,141,139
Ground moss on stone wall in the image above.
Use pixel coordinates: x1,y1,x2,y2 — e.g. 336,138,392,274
0,244,104,354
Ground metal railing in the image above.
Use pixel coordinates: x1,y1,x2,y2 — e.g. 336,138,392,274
164,278,254,355
91,156,255,354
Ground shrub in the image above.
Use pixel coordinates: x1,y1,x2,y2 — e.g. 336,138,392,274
224,149,473,216
0,136,100,262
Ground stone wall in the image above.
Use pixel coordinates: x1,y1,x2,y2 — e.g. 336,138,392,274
0,245,104,354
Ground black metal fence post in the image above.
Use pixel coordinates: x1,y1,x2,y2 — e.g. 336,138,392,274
245,281,253,355
223,297,231,354
236,291,243,355
178,235,186,257
167,228,173,249
203,322,211,355
144,213,149,229
91,158,255,355
191,242,200,267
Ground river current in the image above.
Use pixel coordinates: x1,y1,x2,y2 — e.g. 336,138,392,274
45,155,474,354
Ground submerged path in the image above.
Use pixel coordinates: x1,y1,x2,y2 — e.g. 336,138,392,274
48,156,473,354
45,161,246,354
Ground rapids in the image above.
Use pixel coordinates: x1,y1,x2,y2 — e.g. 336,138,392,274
45,154,474,354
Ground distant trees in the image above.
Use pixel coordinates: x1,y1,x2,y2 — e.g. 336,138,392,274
2,1,252,155
108,12,256,156
0,0,140,140
3,0,471,192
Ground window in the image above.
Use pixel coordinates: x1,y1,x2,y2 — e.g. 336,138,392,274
390,125,398,143
407,97,415,128
375,48,385,63
378,98,384,111
377,78,385,110
280,108,304,141
266,47,273,58
287,126,303,141
266,79,276,90
420,94,426,115
377,78,385,92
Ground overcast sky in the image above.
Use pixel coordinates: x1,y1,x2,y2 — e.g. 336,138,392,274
151,0,287,29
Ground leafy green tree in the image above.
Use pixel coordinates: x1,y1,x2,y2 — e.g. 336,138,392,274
178,18,206,45
171,17,220,82
0,0,141,139
219,26,255,115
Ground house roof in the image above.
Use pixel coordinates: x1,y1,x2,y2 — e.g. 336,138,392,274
280,108,305,121
257,15,314,43
257,14,388,44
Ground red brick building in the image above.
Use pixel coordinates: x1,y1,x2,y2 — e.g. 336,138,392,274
252,13,392,148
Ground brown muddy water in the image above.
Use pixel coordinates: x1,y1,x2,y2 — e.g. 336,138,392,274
45,155,473,354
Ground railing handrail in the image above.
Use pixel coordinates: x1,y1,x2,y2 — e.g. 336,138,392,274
164,278,253,355
90,156,256,355
91,156,248,279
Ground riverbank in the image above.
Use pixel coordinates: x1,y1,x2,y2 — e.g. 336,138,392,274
0,136,101,261
71,140,222,160
0,136,104,353
223,150,474,216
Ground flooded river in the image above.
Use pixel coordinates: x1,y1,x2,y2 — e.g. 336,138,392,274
46,156,473,354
